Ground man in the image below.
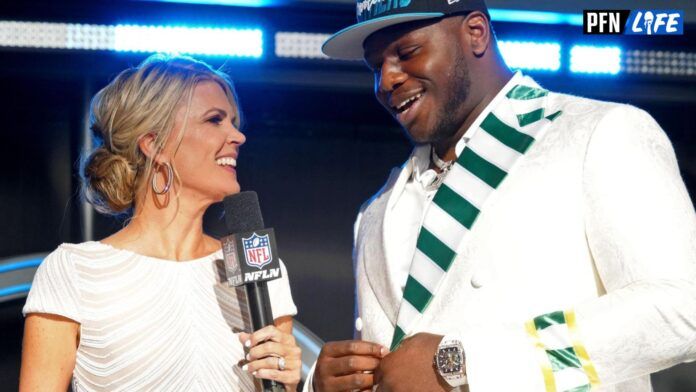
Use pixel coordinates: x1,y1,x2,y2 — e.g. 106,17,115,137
306,0,696,391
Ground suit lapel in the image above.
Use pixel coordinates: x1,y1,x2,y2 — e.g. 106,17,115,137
390,74,564,349
359,152,420,325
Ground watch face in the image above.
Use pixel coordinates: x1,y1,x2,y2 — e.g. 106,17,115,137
437,346,463,374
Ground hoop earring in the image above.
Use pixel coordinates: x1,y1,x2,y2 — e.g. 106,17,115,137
152,162,173,195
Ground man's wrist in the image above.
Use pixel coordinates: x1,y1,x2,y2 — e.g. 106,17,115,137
434,334,468,388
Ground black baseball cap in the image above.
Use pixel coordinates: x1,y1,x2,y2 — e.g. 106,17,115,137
322,0,489,60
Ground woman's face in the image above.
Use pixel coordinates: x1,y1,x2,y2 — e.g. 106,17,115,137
166,80,246,205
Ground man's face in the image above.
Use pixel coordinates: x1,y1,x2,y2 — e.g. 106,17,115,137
363,18,471,145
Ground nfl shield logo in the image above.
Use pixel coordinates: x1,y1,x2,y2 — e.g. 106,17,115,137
242,233,273,269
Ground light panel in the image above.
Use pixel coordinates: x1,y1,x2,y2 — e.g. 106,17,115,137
114,25,262,57
275,32,331,59
625,50,696,76
0,21,114,50
139,0,282,6
498,41,561,71
570,45,622,75
0,21,263,57
489,9,583,26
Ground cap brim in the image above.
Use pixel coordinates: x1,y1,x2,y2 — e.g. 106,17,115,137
322,12,444,61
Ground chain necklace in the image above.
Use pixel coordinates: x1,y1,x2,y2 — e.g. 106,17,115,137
427,147,454,191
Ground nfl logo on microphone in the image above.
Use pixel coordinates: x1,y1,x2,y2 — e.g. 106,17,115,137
242,233,273,269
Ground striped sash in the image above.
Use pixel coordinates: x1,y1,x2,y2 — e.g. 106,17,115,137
390,77,563,350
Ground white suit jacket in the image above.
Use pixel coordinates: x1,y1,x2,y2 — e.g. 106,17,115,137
305,90,696,391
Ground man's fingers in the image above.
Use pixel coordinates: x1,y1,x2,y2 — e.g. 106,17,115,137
321,340,387,358
319,372,374,392
326,355,381,376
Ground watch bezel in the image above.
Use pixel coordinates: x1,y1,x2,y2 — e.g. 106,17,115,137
434,338,467,388
436,342,465,375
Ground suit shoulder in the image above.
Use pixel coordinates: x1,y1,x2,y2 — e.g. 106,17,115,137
548,91,640,120
545,92,657,142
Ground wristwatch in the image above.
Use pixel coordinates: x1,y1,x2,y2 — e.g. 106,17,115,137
434,334,468,388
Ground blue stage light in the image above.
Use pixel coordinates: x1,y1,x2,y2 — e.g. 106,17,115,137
0,257,42,274
498,41,561,72
0,283,32,298
570,45,622,75
489,9,583,26
114,25,263,57
138,0,281,6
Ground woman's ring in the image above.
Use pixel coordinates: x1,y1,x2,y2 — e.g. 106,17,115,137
277,357,286,371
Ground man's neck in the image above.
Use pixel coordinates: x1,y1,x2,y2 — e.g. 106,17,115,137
433,69,514,162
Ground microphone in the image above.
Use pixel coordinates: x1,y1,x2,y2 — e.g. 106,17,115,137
221,191,285,392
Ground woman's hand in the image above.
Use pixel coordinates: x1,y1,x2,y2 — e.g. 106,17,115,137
238,321,302,391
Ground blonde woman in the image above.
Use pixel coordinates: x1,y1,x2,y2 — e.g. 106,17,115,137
19,54,301,391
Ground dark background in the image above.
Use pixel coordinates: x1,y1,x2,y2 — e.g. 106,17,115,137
1,0,695,390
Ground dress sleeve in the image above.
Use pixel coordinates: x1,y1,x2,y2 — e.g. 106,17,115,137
268,259,298,319
22,245,83,323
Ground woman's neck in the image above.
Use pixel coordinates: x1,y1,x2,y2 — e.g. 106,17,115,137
102,192,218,261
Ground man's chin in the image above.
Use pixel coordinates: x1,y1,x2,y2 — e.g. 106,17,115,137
403,125,435,145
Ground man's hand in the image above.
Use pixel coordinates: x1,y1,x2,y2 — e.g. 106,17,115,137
313,340,388,392
375,333,454,392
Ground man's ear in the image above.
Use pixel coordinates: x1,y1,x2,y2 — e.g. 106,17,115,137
461,11,491,57
138,133,166,163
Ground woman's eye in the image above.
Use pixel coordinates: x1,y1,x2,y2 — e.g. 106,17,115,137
207,115,223,124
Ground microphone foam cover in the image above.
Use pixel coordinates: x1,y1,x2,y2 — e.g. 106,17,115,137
222,191,265,234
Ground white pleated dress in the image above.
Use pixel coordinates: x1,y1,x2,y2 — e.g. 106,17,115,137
23,241,297,392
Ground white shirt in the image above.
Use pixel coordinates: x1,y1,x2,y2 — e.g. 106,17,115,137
23,241,297,392
385,135,473,296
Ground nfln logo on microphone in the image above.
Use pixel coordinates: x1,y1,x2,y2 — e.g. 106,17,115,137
583,10,684,35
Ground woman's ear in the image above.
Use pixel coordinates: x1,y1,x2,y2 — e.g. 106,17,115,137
138,133,166,163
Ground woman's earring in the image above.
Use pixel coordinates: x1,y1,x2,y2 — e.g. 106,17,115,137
152,162,173,195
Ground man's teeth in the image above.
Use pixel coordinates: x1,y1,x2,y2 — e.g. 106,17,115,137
216,157,237,167
396,93,423,110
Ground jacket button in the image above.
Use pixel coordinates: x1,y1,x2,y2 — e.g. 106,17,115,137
471,271,489,288
355,317,363,332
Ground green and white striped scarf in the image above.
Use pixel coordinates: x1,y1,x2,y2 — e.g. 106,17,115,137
391,75,563,350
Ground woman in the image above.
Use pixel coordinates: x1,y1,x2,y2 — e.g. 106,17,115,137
19,54,301,391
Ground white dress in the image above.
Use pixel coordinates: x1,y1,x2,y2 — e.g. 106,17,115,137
23,241,297,392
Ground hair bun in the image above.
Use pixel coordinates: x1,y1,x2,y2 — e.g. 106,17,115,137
82,147,136,215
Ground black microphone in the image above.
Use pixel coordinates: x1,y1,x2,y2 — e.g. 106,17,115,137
221,191,284,392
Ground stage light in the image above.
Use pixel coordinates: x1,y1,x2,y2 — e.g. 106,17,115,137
1,21,263,57
0,283,32,298
137,0,281,6
498,41,561,71
489,9,583,26
67,24,114,50
114,25,263,57
570,45,622,75
0,255,44,300
0,257,42,274
275,32,331,59
625,50,696,76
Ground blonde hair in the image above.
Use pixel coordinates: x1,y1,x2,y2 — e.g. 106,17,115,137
81,54,238,216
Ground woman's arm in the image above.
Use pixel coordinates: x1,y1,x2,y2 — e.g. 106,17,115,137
274,315,293,334
19,313,80,392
